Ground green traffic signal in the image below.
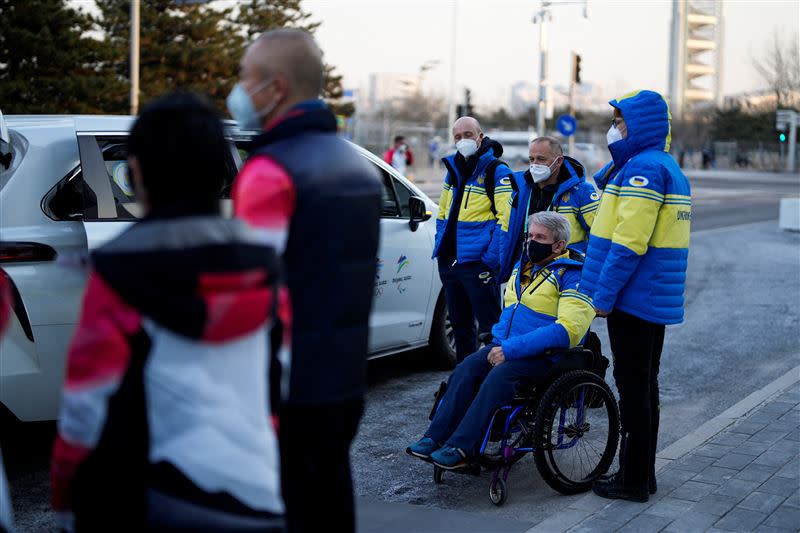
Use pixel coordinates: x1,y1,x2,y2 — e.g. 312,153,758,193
779,133,787,142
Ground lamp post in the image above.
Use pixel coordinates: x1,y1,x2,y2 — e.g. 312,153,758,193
130,0,140,115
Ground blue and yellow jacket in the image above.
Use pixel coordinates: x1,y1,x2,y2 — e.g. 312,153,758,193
581,90,691,325
491,252,595,361
432,139,513,270
495,157,599,282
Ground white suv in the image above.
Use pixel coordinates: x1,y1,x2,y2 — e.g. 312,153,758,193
0,114,456,422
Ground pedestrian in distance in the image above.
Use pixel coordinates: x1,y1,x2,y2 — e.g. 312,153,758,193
494,136,599,284
50,92,286,532
583,89,691,503
432,116,514,363
383,134,414,177
408,211,595,468
229,28,382,533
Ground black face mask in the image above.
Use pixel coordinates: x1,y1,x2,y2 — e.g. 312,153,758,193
527,239,556,264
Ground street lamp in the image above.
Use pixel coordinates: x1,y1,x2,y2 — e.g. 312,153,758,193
418,59,440,96
532,0,588,135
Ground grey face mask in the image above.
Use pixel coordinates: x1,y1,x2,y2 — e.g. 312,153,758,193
225,79,275,130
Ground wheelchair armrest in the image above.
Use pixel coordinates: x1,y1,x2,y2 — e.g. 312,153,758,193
478,332,494,345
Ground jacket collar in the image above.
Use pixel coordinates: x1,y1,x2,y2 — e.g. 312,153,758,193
250,99,336,150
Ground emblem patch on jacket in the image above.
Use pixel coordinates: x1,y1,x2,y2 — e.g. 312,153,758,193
628,176,649,187
562,192,570,202
477,175,485,185
590,192,600,200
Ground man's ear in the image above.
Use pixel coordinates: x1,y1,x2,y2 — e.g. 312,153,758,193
555,240,567,255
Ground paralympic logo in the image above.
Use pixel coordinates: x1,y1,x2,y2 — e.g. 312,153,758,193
397,254,410,273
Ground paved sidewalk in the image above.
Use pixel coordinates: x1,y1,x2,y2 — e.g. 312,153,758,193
355,366,800,532
528,366,800,533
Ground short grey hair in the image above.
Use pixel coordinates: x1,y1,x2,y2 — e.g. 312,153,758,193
527,211,571,243
253,28,325,99
530,136,564,156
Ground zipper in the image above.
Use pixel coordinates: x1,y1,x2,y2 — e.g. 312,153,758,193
505,268,551,338
464,186,472,209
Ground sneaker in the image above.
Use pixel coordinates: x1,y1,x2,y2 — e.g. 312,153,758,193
406,437,441,459
592,472,649,503
430,445,469,470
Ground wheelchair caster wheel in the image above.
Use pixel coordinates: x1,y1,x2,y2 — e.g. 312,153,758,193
433,466,444,484
489,478,507,506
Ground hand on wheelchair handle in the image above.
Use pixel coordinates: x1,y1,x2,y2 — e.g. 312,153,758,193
487,346,505,367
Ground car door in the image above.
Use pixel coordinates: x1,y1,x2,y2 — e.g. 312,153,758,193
368,162,434,354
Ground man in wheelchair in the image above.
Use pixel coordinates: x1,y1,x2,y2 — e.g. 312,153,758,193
407,211,596,470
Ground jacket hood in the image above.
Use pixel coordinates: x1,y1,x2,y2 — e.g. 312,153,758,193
607,90,672,167
479,136,504,158
91,217,279,342
561,156,585,179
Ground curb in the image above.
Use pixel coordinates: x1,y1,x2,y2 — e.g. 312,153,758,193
524,364,800,533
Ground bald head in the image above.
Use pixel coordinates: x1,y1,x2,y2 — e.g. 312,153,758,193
452,116,483,147
245,28,325,101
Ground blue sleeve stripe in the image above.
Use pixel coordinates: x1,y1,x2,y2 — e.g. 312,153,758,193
663,199,692,206
618,191,664,203
561,290,593,306
619,186,664,201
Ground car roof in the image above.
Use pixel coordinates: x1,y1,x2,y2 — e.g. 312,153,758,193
5,114,242,134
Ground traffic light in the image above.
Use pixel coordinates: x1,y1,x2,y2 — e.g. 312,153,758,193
572,53,582,84
779,133,787,143
464,88,474,116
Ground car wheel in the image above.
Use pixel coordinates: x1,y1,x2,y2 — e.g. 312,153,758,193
429,292,457,369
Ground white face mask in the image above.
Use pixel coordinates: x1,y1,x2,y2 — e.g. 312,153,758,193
530,159,558,183
607,125,624,146
455,139,479,158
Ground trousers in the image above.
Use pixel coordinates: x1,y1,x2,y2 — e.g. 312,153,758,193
607,309,665,488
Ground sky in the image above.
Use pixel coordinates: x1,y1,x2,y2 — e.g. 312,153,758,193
300,0,800,110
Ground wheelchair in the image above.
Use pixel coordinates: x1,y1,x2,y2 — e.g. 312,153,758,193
425,332,620,506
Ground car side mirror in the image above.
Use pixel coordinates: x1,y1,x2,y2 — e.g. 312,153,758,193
408,195,431,232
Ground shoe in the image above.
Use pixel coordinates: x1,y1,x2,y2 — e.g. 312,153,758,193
597,472,657,495
406,437,441,460
592,472,649,503
430,445,469,470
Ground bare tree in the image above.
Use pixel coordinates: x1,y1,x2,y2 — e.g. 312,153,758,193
752,31,800,109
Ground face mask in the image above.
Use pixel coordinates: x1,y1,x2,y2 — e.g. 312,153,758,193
456,139,479,158
607,125,624,146
529,158,558,183
226,79,276,130
526,239,556,264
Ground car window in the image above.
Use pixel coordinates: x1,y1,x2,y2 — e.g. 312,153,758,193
392,176,413,218
374,163,400,218
98,139,142,220
46,136,239,222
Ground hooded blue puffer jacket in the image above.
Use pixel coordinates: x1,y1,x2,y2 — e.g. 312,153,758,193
580,90,691,325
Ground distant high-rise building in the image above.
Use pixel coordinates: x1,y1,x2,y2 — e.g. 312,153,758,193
510,81,538,116
668,0,725,118
365,73,419,110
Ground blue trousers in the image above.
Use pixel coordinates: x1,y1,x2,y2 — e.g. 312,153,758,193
438,260,501,362
425,346,553,456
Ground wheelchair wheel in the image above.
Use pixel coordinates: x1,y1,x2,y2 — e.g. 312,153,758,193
488,478,507,506
433,466,444,485
532,370,619,495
